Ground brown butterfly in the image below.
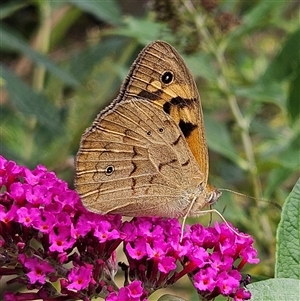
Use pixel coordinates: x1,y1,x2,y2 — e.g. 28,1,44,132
75,41,221,218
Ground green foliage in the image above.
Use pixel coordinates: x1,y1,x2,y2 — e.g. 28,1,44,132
1,0,299,299
275,178,300,279
245,178,300,300
68,0,122,25
248,278,300,301
0,24,79,86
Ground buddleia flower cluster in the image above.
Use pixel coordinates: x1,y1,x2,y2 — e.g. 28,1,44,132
0,155,258,301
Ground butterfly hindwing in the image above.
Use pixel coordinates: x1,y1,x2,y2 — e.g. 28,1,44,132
75,99,205,217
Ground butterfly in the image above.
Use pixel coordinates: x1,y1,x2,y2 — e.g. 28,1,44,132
75,40,221,218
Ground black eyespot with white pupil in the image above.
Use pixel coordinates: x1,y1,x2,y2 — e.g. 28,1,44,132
159,128,164,133
161,71,174,84
105,165,114,176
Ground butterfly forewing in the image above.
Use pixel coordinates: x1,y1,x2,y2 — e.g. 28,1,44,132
114,41,209,183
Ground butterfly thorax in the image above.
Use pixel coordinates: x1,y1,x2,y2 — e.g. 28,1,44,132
182,182,221,217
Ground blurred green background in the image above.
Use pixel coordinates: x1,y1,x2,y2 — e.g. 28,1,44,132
1,0,299,299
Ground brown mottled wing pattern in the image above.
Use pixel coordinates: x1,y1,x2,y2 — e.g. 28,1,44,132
114,41,210,186
75,99,205,218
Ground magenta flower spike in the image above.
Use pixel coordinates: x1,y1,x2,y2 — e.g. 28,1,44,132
0,156,259,300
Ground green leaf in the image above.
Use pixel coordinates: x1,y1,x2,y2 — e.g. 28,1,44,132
1,65,62,133
261,28,300,83
275,177,300,279
248,278,300,300
0,23,79,87
68,0,121,25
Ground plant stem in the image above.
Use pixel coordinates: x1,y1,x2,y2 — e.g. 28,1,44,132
184,1,262,199
32,1,52,92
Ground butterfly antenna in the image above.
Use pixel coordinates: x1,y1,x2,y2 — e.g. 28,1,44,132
219,188,282,210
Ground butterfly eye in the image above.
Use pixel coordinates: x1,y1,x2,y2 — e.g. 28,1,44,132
105,165,114,176
161,71,174,84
